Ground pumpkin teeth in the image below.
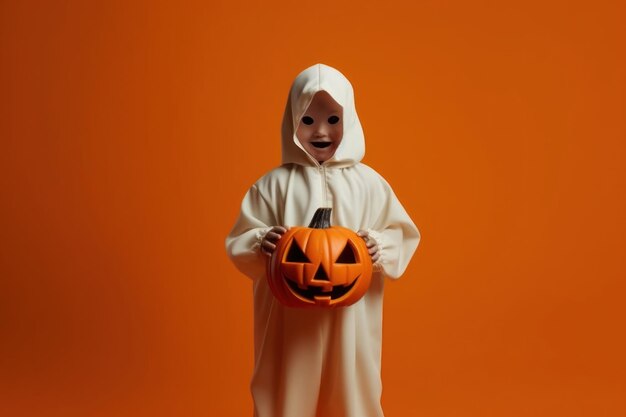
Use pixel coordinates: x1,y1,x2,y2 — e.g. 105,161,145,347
313,295,332,306
284,275,360,302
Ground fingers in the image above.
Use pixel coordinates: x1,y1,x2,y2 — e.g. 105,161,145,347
261,239,276,256
265,231,283,242
265,227,288,245
359,231,377,250
262,226,288,256
272,226,287,235
357,230,380,261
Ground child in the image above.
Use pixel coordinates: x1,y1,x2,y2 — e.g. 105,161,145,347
226,63,420,417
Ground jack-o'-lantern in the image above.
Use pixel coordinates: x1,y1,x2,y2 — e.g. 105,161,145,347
267,207,373,308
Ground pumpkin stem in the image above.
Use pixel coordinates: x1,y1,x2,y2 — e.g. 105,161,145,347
308,207,332,229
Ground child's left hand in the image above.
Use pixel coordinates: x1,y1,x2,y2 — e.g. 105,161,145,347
357,230,380,262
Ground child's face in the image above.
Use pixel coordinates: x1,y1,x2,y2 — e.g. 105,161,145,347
296,91,343,163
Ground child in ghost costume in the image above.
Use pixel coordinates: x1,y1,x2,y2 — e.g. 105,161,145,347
226,63,420,417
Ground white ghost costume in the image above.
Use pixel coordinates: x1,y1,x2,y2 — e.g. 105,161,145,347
226,63,420,417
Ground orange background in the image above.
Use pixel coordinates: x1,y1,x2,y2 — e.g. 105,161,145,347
1,1,625,416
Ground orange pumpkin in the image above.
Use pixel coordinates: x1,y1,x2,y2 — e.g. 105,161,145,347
267,208,373,308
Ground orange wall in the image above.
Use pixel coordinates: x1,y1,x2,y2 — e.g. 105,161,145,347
1,1,625,416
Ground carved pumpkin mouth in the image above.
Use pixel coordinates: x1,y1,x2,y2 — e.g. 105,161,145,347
284,275,360,302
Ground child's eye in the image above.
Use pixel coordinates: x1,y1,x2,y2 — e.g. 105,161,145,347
328,115,340,125
302,116,314,125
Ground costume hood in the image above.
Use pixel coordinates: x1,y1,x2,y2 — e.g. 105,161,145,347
281,63,365,168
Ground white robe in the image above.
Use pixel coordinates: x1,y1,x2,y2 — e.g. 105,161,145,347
226,64,420,417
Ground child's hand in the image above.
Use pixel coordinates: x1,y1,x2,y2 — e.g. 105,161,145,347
357,230,380,262
261,226,288,256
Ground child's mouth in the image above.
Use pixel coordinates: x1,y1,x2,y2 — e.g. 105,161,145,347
311,141,332,149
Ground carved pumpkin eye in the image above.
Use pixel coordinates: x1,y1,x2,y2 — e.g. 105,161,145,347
335,242,357,264
286,241,310,263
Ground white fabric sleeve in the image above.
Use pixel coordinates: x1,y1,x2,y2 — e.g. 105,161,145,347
225,185,276,280
366,182,420,279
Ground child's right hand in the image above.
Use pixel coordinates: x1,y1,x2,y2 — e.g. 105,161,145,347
261,226,288,256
